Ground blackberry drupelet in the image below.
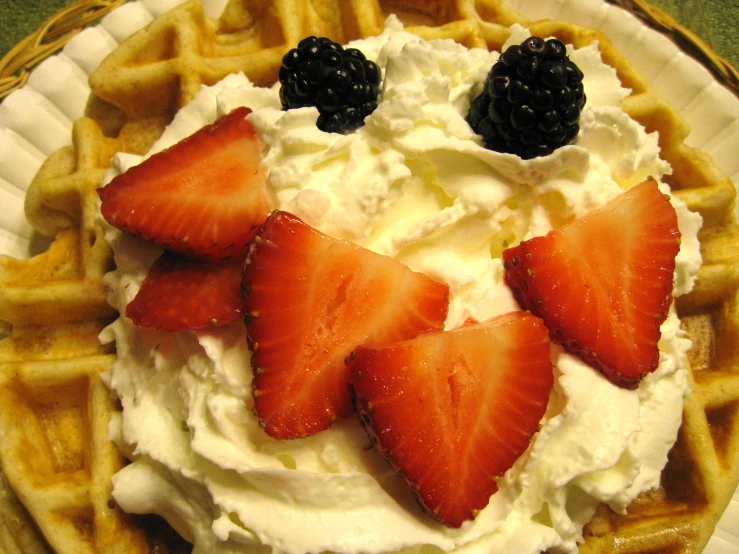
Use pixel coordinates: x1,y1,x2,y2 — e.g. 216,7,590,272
279,36,382,134
467,36,586,160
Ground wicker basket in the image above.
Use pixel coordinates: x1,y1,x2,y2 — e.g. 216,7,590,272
0,0,126,98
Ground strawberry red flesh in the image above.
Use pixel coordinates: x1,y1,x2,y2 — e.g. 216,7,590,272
126,252,244,332
243,211,450,440
348,311,553,528
99,106,273,261
503,179,680,389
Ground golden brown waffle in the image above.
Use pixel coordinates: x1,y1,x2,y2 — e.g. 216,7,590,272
0,0,738,553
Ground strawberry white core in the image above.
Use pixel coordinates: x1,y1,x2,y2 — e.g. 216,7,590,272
99,17,702,554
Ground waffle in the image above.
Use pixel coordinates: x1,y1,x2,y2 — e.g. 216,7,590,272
0,0,737,552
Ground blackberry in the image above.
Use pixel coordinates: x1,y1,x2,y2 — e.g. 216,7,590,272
278,36,382,134
467,37,586,160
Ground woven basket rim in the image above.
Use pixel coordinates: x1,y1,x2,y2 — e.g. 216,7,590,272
0,0,737,100
0,0,126,99
606,0,739,97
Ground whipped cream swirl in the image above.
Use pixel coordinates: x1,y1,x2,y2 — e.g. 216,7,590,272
99,18,702,554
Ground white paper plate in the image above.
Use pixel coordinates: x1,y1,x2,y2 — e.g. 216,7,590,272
0,0,737,551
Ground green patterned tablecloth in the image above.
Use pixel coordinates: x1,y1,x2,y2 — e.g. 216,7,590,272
649,0,738,70
1,0,74,61
1,0,738,76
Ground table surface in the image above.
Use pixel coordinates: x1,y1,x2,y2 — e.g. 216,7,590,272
1,0,738,72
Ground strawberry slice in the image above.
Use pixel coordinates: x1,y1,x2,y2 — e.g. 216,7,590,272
243,211,450,440
99,106,273,261
126,252,244,332
502,179,681,389
347,311,553,528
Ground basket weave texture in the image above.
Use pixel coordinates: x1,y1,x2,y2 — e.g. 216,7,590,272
610,0,739,95
0,0,126,99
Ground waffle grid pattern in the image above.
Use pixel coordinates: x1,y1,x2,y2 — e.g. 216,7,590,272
0,0,737,553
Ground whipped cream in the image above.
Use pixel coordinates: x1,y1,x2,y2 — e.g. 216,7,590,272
99,18,703,554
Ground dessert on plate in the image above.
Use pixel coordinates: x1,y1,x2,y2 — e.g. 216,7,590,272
0,1,738,553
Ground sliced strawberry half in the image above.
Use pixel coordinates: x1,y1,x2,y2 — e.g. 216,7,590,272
99,106,273,261
126,252,244,332
502,179,681,389
243,211,450,440
347,311,553,528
